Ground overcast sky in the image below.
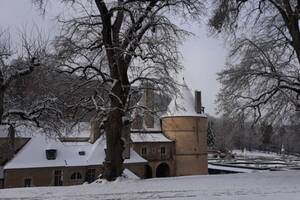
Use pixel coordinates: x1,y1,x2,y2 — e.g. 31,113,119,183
0,0,227,116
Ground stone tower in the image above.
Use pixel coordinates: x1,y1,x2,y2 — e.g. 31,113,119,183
161,81,208,176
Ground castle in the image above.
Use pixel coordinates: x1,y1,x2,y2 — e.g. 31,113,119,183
0,81,208,188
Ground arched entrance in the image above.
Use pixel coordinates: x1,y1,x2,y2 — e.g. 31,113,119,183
145,165,152,178
156,163,170,177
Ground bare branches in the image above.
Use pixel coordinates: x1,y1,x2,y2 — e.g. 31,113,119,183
210,0,300,124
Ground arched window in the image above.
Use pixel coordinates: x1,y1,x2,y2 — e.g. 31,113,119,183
71,172,82,180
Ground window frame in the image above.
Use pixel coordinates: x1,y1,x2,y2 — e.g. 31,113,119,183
24,178,32,187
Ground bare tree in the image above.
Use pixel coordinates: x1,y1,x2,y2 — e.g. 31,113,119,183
0,29,63,157
33,0,205,180
209,0,300,124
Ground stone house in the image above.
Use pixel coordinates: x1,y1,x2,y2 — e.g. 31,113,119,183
3,134,146,188
0,80,208,188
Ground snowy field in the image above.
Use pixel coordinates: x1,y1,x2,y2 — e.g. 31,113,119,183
1,171,300,200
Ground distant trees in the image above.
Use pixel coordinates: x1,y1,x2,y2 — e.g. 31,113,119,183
207,120,215,148
210,0,300,124
210,114,300,154
32,0,205,180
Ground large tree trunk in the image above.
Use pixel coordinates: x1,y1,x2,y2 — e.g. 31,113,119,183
103,110,124,181
0,91,4,123
102,79,126,181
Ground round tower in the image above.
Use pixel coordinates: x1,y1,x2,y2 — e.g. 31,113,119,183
161,81,208,176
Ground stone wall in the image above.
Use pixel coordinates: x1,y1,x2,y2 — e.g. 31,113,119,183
3,163,146,188
4,166,102,188
161,116,208,176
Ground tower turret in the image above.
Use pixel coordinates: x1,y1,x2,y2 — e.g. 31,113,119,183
161,80,208,176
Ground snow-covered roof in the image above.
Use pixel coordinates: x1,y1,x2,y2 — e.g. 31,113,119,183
208,164,257,173
163,80,207,118
130,132,172,143
4,135,146,170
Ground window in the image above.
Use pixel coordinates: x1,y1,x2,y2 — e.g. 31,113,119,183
141,147,147,155
161,147,166,155
85,169,96,183
24,178,32,187
152,148,156,153
71,172,82,180
54,170,63,186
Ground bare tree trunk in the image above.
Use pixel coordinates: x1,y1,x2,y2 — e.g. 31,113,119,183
103,80,125,181
0,91,4,123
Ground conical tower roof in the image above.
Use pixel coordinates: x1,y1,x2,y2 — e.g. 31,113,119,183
164,79,206,117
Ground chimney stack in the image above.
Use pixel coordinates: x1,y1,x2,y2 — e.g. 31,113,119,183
90,118,103,143
195,90,202,114
144,82,154,128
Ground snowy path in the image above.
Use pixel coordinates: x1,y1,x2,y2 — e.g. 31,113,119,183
1,171,300,200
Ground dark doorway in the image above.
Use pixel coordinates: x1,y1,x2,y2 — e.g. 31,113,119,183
156,163,170,177
145,165,152,178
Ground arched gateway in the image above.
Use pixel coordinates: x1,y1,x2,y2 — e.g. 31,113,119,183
156,163,170,177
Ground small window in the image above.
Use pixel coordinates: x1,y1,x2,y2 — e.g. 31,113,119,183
79,151,85,156
161,147,166,155
24,178,32,187
141,147,147,155
71,172,82,180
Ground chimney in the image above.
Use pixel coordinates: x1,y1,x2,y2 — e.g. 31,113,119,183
195,90,202,114
144,83,154,128
89,118,103,143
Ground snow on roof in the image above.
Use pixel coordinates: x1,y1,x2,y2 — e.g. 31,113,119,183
163,80,207,118
130,132,172,143
208,164,258,173
4,134,146,170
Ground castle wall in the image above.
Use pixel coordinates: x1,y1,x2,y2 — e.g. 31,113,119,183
161,116,208,176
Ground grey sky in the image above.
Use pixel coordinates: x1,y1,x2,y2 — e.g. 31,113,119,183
0,0,227,116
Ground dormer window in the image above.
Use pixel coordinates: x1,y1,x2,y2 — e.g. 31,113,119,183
78,151,85,156
46,149,57,160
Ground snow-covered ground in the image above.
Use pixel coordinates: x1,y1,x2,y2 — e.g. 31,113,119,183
1,171,300,200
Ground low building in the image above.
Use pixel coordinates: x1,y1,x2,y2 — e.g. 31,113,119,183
3,135,146,188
